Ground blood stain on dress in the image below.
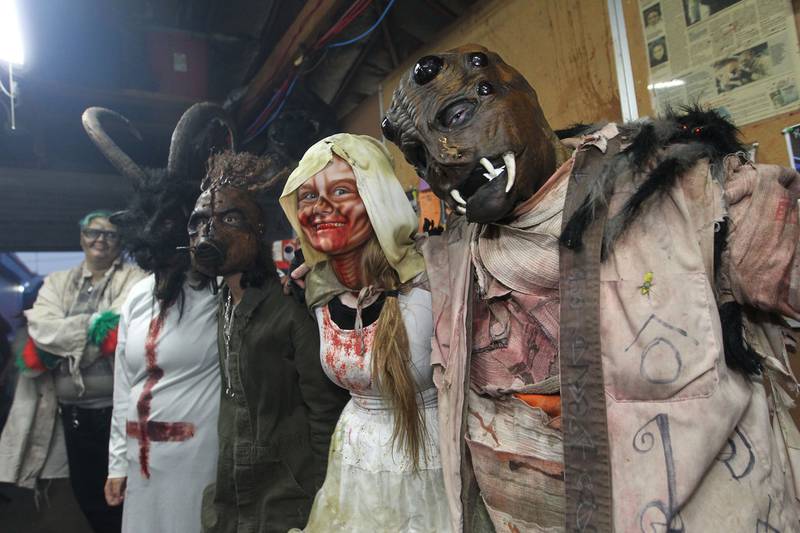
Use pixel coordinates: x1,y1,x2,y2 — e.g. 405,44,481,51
128,313,196,478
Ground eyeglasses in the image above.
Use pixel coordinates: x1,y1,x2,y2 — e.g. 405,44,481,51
81,229,120,243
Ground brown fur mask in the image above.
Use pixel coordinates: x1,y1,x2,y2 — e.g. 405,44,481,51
384,45,565,223
188,151,288,282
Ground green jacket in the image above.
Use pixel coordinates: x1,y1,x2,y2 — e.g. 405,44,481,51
201,277,348,533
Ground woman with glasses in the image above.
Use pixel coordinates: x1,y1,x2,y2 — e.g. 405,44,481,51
0,210,145,533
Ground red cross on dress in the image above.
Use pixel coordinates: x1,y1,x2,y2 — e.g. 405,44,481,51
125,313,196,478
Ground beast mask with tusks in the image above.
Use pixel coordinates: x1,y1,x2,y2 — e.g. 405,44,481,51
383,44,569,223
82,103,236,308
188,151,288,288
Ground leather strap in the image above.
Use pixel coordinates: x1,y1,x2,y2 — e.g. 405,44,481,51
559,138,620,532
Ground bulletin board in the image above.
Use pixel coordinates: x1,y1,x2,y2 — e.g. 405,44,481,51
623,0,800,166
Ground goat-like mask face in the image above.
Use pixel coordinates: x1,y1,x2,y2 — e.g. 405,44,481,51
384,45,557,223
188,186,263,277
110,178,194,273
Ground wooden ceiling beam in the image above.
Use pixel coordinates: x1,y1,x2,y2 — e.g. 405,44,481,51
236,0,348,124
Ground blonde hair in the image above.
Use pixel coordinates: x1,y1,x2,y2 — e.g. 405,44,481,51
361,237,426,468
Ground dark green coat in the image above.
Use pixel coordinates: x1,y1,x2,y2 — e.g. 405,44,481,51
201,277,348,533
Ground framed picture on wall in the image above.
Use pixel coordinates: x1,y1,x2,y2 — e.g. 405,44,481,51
639,0,800,127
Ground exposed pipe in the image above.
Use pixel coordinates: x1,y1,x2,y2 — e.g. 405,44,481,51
8,64,15,130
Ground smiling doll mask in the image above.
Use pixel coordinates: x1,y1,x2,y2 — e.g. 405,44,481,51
280,133,424,307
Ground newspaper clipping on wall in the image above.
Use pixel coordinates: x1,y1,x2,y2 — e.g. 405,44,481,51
638,0,800,126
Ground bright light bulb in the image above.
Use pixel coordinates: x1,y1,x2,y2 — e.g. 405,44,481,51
0,0,25,65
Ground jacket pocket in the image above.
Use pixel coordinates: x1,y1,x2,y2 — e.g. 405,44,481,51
600,272,721,402
254,459,314,530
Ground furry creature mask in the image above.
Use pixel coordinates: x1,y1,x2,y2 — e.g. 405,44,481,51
383,44,566,223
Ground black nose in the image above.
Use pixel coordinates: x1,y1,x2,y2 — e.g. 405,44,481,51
413,56,443,85
381,116,397,142
193,240,226,269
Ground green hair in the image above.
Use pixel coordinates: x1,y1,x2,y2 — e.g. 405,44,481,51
78,210,114,229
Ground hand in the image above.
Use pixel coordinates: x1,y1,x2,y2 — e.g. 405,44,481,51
104,476,127,506
282,262,310,295
291,263,310,289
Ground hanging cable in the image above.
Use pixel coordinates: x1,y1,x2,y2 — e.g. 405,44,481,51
245,76,293,137
326,0,397,48
314,0,372,49
244,75,299,144
243,0,397,144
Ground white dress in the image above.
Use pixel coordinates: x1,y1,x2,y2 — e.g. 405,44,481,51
109,276,221,533
302,286,451,532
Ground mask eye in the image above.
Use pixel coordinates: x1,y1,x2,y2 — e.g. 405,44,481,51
413,55,443,85
299,190,318,202
468,52,488,67
222,212,243,226
477,81,494,96
437,100,477,129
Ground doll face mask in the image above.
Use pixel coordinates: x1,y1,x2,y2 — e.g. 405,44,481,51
296,156,373,257
188,186,264,277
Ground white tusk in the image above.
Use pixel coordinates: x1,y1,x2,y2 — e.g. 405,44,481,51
503,151,516,193
483,172,494,181
455,205,466,214
450,189,467,206
479,157,496,176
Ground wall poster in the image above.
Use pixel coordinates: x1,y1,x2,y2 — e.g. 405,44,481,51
638,0,800,126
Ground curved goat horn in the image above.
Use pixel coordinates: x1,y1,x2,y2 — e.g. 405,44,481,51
167,102,238,180
82,107,148,183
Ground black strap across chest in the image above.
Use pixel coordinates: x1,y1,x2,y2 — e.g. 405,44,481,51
559,138,621,532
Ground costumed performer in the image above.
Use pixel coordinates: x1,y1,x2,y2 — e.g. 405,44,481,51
280,133,451,532
383,45,800,531
82,103,234,533
188,150,349,533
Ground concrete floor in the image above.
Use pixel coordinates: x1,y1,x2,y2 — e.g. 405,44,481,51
0,480,92,533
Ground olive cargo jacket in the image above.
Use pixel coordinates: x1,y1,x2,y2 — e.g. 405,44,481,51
201,276,349,533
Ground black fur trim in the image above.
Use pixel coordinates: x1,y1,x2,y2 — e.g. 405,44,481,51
626,122,659,170
666,105,745,157
602,143,709,257
718,302,763,376
560,107,743,258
